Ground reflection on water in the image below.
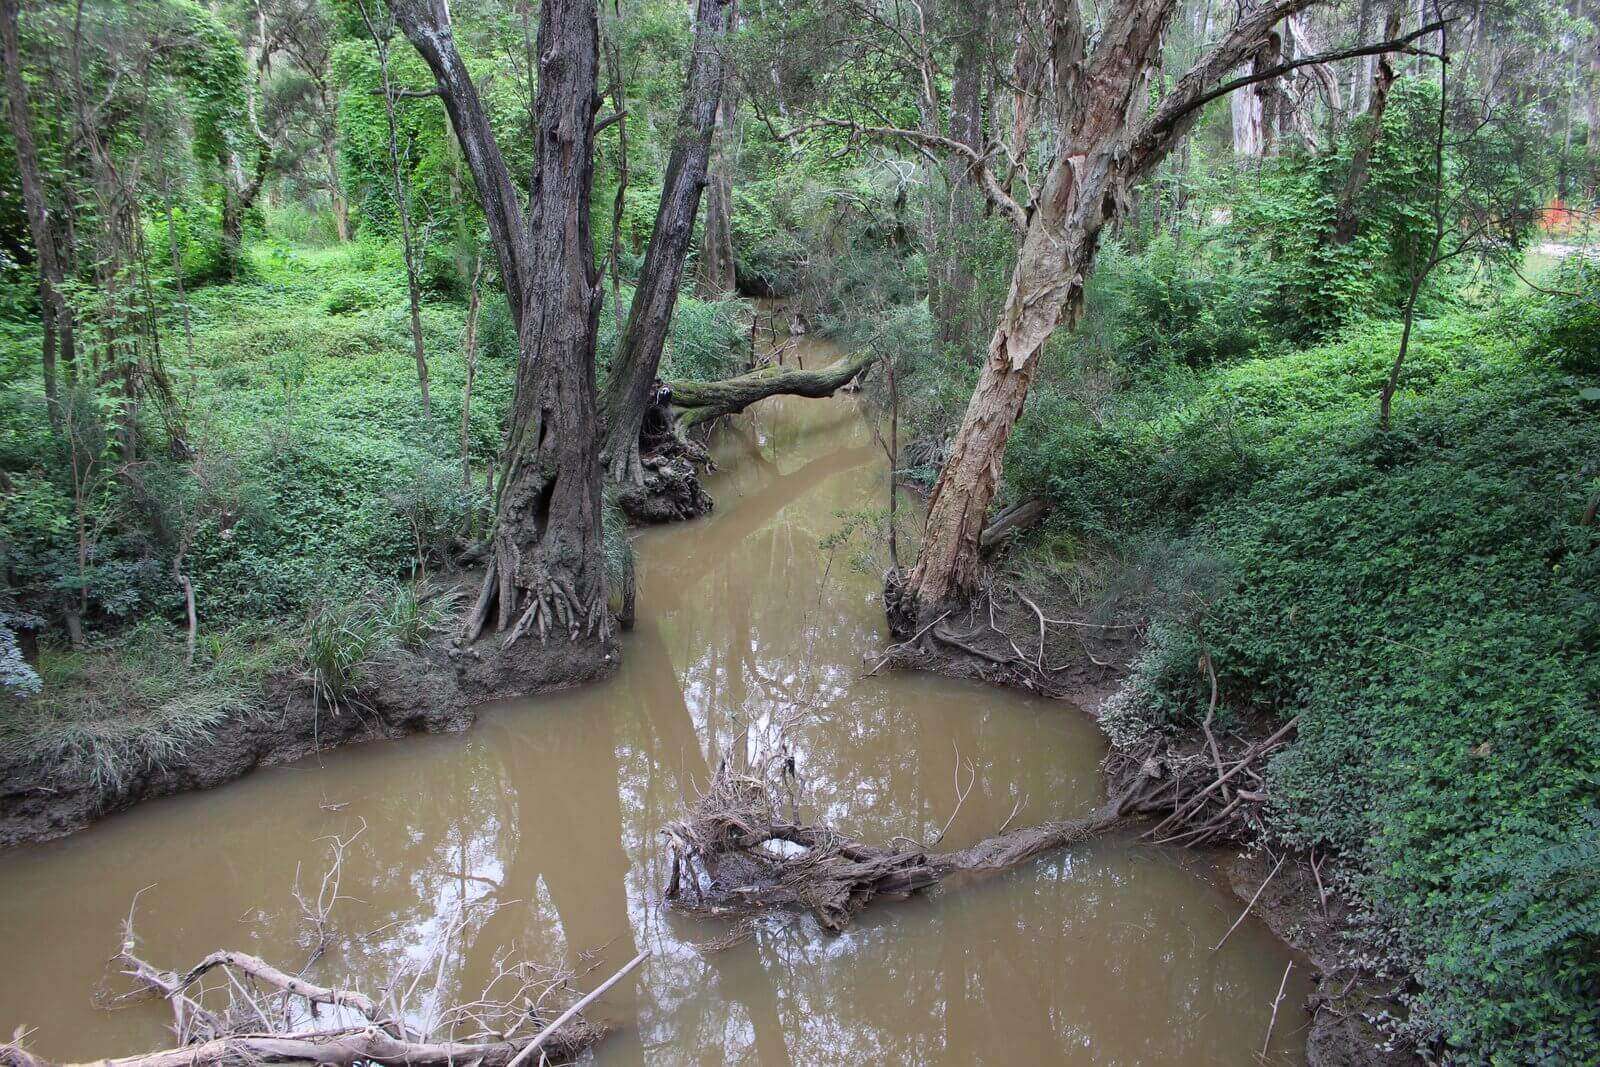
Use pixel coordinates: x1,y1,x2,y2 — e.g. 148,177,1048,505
0,339,1310,1064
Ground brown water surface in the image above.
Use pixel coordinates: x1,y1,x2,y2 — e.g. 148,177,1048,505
0,338,1311,1064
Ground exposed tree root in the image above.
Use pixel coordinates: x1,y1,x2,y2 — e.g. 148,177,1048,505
615,414,716,524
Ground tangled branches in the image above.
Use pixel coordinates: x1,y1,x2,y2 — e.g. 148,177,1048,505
662,693,1303,934
661,727,1170,933
0,827,642,1067
1106,715,1303,848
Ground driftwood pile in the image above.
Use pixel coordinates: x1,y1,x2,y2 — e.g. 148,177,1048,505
1,823,643,1067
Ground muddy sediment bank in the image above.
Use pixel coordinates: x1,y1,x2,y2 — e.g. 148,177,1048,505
0,624,617,849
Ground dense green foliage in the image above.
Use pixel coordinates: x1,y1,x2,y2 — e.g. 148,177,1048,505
998,262,1600,1061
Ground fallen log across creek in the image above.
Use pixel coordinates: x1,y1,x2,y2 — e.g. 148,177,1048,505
662,714,1301,933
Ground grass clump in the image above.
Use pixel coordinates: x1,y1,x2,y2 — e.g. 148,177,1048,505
301,582,460,711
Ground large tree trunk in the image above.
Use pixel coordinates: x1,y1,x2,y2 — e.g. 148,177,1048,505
395,0,613,690
895,0,1319,625
4,0,68,430
698,90,737,299
600,0,734,486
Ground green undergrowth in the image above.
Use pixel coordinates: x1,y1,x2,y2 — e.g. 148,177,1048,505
1,226,741,775
0,619,290,790
1009,294,1600,1060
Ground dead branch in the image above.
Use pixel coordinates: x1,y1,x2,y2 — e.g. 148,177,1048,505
1213,853,1286,953
2,827,630,1067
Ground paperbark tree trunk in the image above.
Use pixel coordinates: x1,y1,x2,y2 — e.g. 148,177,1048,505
895,0,1326,624
395,0,613,685
600,0,734,485
3,0,69,431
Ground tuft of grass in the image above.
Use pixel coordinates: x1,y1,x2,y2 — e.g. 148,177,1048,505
381,582,462,648
300,598,388,712
302,583,460,709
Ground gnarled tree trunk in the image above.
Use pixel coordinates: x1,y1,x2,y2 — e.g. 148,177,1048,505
600,0,734,486
395,0,613,691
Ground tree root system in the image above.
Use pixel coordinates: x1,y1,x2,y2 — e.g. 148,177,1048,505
616,424,716,524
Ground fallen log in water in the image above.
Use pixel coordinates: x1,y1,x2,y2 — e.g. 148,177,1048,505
661,742,1163,932
663,714,1300,933
668,346,878,429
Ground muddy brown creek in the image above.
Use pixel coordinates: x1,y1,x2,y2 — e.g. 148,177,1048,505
0,343,1312,1064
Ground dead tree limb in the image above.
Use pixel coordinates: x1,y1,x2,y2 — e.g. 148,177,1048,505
669,347,879,429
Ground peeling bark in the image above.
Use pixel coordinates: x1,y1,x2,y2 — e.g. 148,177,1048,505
897,0,1328,624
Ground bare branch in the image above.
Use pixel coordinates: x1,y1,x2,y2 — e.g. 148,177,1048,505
778,115,1028,234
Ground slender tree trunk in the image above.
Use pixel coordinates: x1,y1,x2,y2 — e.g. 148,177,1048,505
604,11,629,335
162,182,195,363
1380,20,1448,430
1333,0,1403,244
3,0,66,431
931,2,984,356
362,3,431,418
395,0,613,677
323,123,349,241
599,0,734,485
460,256,483,487
699,90,737,298
1588,0,1600,165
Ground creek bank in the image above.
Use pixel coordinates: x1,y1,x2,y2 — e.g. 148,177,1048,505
876,572,1419,1067
0,577,619,850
